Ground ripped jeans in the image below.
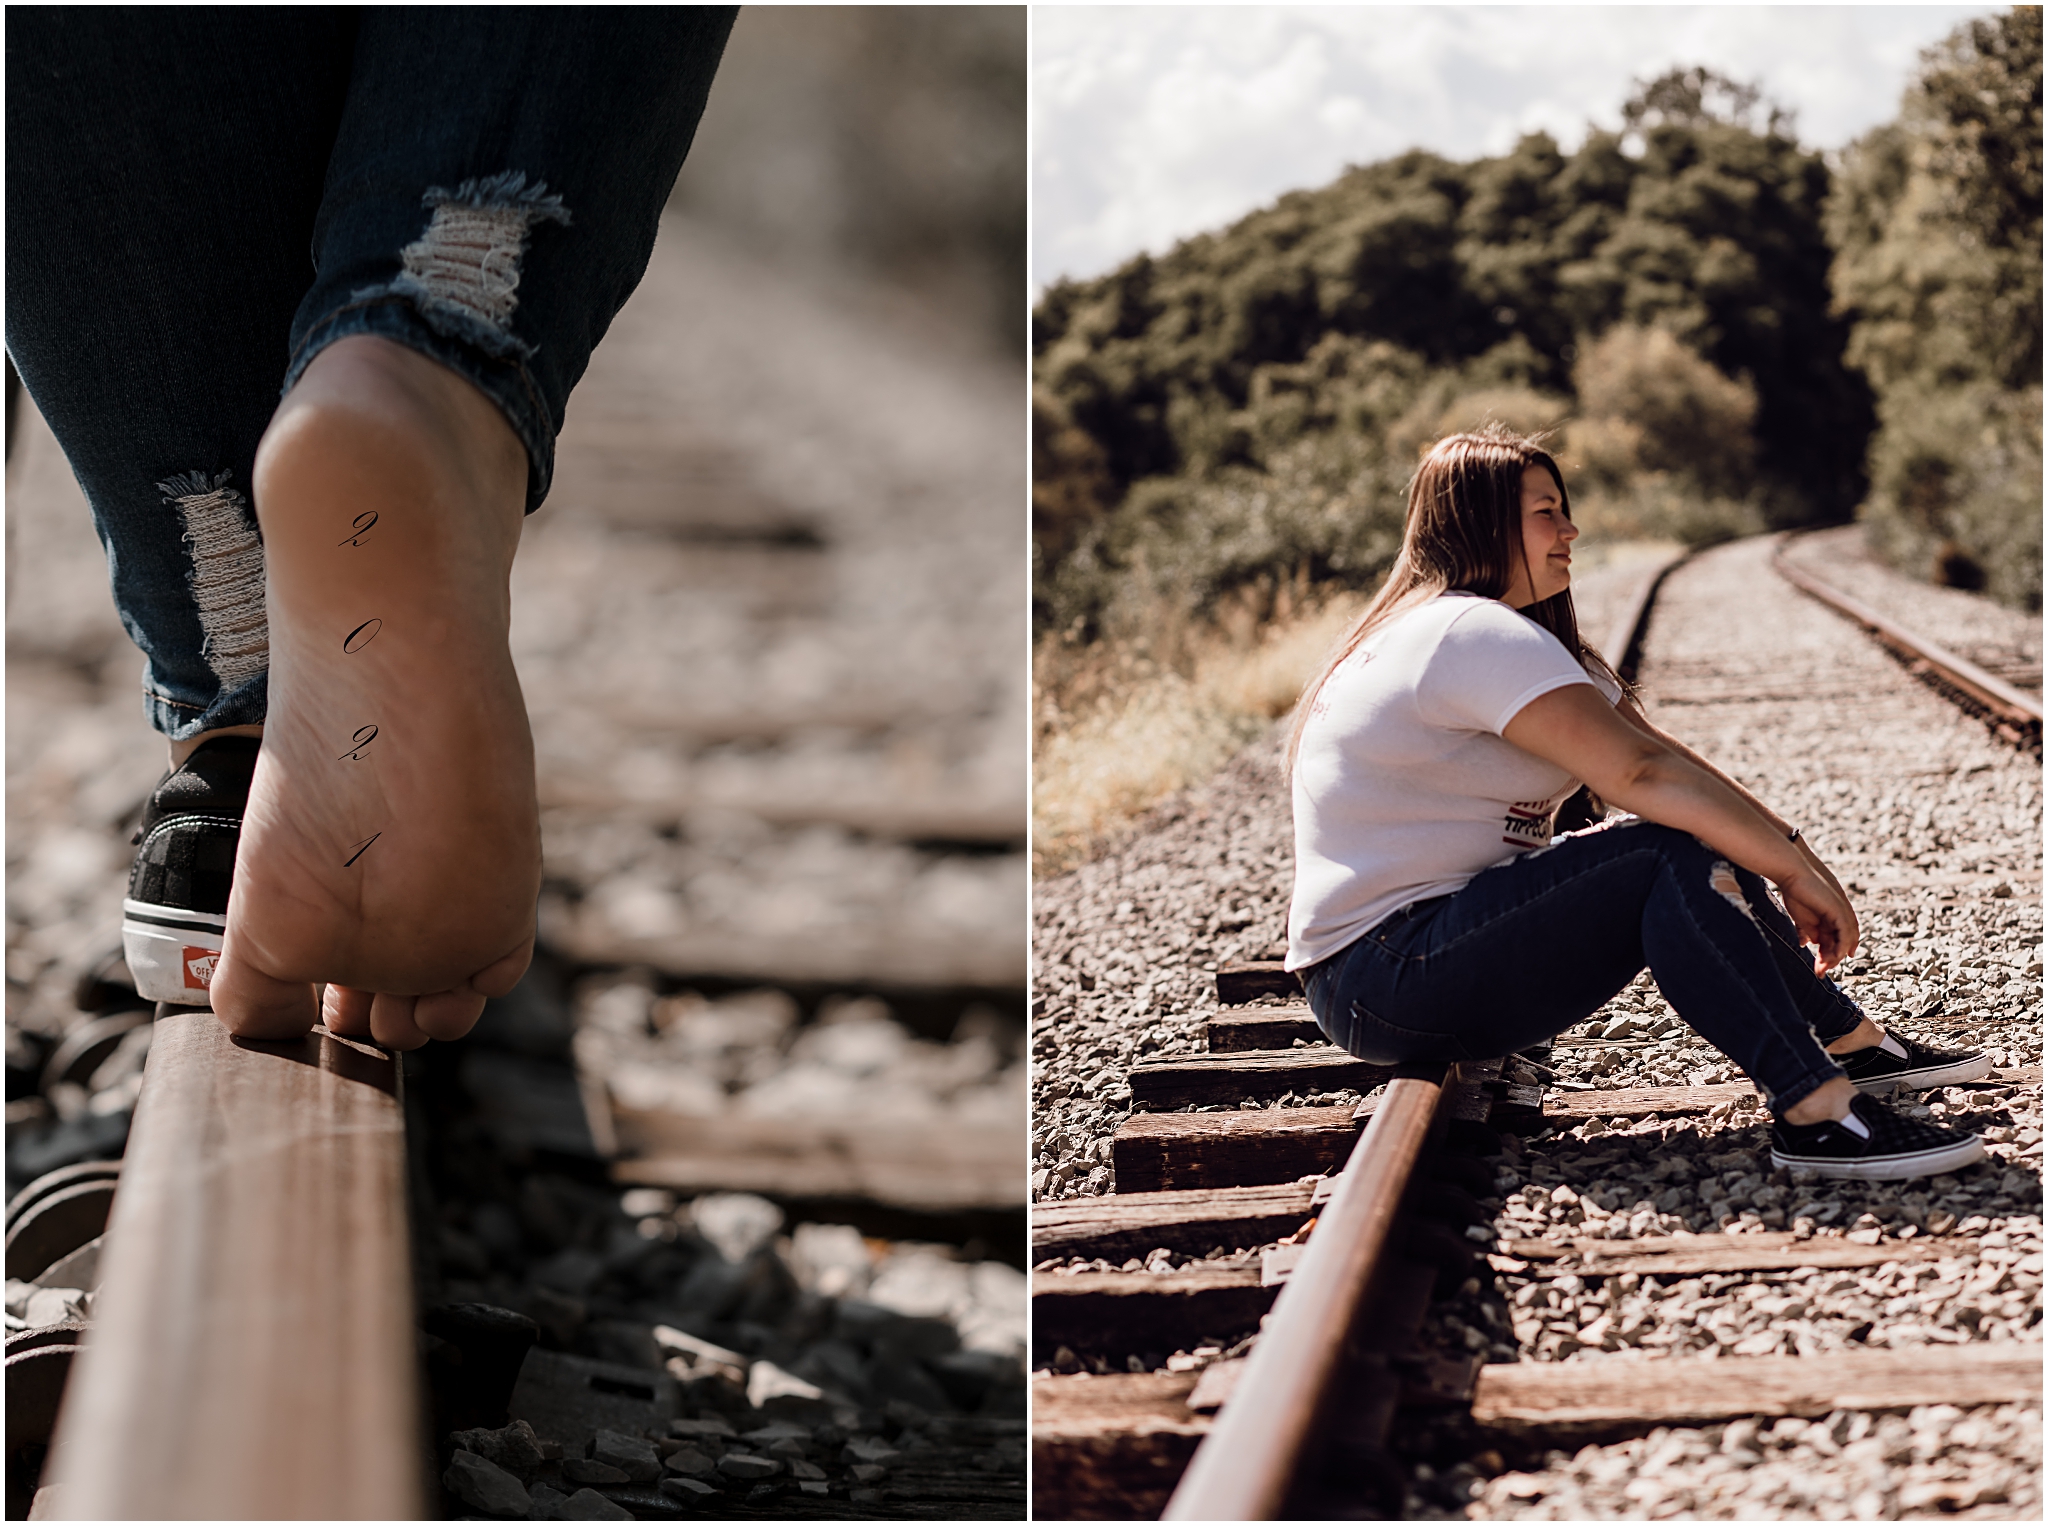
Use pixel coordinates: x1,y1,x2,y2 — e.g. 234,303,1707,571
1298,819,1862,1116
5,7,735,739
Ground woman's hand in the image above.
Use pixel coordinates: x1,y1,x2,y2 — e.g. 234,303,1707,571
1775,864,1859,976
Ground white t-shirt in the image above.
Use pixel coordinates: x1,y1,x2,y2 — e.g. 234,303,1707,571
1286,591,1622,971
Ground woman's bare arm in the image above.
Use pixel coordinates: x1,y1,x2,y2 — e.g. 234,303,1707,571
1613,698,1852,899
1502,684,1859,971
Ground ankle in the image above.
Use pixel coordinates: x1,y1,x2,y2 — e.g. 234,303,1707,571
258,336,527,552
1782,1076,1858,1127
1824,1016,1886,1056
171,724,263,768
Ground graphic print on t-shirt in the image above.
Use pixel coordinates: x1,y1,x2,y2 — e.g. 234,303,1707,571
1502,798,1558,851
1310,650,1370,722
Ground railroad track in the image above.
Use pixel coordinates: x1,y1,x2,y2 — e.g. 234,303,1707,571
1030,536,2043,1519
1773,533,2041,749
7,985,1032,1520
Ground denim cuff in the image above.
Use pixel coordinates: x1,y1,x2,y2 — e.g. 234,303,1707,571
143,671,269,743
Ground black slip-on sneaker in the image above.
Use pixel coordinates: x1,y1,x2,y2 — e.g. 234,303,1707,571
1835,1030,1993,1094
122,735,259,1008
1770,1091,1984,1180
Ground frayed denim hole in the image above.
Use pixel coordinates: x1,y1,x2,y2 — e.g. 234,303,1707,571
387,173,572,359
157,469,268,691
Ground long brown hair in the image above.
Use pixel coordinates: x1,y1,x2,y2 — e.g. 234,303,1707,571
1285,424,1626,772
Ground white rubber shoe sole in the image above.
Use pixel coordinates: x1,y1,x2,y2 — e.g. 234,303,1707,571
1770,1133,1986,1180
122,898,223,1009
1849,1053,1995,1095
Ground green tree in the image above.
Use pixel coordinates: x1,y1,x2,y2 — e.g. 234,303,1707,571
1828,6,2042,607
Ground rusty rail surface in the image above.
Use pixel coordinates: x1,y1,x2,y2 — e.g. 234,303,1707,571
45,1009,422,1519
1772,538,2042,735
1162,1064,1454,1521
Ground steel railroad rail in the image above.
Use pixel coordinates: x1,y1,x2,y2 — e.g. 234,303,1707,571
41,1007,423,1518
1772,536,2041,743
1162,1064,1459,1518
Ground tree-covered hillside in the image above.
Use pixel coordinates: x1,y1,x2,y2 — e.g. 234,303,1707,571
1036,22,2042,645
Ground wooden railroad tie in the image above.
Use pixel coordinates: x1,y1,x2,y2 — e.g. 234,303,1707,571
1126,1046,1389,1109
1034,1265,1273,1354
1111,1081,1770,1193
1035,1182,1317,1264
1032,1343,2044,1517
1213,959,1299,1005
1207,1004,1322,1052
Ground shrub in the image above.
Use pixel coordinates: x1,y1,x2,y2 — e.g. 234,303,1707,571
1571,325,1758,499
1860,381,2042,608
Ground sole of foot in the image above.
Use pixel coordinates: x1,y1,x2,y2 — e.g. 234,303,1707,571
209,335,541,1047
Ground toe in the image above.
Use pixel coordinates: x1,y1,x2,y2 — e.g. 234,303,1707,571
471,937,535,1000
212,953,319,1040
414,987,488,1042
324,984,375,1037
369,992,430,1051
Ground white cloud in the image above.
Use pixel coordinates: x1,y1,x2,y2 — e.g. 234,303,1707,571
1033,4,1998,290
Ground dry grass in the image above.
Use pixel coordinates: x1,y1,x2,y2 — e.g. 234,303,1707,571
1032,594,1367,876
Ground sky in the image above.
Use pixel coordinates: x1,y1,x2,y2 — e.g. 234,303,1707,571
1032,5,1999,291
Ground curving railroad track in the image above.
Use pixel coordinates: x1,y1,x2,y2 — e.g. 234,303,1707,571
1030,532,2042,1520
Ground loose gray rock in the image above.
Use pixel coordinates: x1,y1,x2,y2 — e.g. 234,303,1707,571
663,1446,715,1478
588,1428,660,1483
716,1452,782,1480
661,1476,720,1501
443,1450,532,1519
449,1419,547,1478
551,1487,633,1521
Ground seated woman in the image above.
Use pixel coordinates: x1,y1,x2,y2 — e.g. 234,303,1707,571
1286,426,1989,1180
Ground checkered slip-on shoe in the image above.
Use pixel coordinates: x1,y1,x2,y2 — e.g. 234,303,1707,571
121,735,258,1008
1835,1030,1993,1095
1769,1091,1984,1180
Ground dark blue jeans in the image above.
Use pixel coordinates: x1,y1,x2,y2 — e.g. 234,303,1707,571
6,6,734,740
1300,819,1861,1115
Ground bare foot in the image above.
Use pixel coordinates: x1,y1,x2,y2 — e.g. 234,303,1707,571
208,336,541,1047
